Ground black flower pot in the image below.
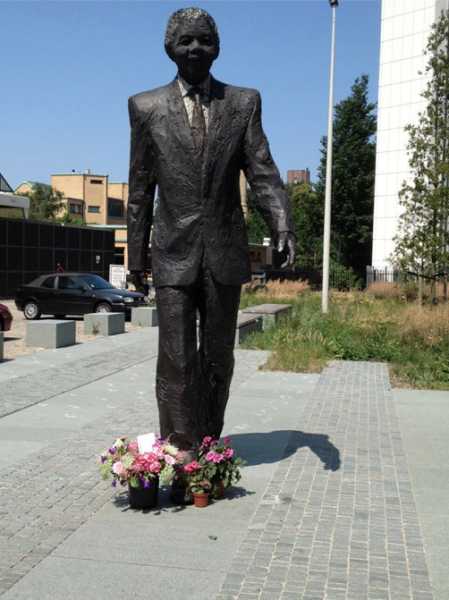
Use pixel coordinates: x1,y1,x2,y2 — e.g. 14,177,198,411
128,478,159,509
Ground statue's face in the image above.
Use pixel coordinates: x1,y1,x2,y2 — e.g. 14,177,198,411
171,18,217,84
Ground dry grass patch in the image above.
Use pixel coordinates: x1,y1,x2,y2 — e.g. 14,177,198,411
366,281,404,300
263,279,310,299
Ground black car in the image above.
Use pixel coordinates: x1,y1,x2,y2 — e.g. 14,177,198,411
15,273,146,320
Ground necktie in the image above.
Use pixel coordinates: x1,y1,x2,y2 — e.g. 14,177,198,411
190,88,206,154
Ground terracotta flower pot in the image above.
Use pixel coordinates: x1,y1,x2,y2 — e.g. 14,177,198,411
128,477,159,509
193,492,209,508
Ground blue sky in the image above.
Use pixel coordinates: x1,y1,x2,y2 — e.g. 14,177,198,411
1,0,380,189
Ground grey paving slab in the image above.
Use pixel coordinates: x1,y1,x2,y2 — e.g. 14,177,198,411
394,389,449,600
0,556,217,600
0,327,158,382
0,329,158,418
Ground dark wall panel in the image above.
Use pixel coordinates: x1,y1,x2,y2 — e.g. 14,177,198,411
0,218,115,297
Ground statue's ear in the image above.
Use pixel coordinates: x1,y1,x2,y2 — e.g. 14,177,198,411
165,44,175,62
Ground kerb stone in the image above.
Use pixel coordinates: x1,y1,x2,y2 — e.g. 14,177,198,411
131,306,158,327
26,320,76,349
235,313,262,347
241,303,291,330
84,313,125,336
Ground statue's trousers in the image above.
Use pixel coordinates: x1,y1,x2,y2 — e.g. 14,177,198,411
155,263,241,449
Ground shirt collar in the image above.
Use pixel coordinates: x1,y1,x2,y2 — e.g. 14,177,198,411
177,74,211,99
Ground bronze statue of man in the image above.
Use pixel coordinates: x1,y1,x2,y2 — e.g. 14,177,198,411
127,7,295,451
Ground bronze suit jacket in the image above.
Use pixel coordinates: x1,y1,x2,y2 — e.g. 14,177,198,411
127,76,294,286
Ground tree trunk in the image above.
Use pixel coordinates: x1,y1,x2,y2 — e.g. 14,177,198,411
418,275,424,306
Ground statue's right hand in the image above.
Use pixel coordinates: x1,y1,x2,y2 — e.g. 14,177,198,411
130,270,145,293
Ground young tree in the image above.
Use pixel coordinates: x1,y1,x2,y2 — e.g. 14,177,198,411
393,10,449,302
26,184,64,221
316,75,377,278
287,182,323,267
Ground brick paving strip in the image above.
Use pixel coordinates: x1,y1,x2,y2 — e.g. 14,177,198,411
0,342,157,418
217,361,434,600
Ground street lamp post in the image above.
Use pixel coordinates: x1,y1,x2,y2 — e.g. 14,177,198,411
321,0,338,314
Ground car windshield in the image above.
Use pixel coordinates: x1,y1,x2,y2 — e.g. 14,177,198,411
80,275,115,290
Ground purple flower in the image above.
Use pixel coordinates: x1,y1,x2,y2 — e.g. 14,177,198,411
143,479,150,489
108,447,116,455
100,455,107,463
112,479,117,487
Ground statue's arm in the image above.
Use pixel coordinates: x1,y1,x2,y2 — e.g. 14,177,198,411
242,92,296,266
127,96,157,274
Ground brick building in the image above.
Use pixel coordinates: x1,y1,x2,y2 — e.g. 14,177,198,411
287,169,310,185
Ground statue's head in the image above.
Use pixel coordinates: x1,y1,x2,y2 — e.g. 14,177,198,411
165,7,220,84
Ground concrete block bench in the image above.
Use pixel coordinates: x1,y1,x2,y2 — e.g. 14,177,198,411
235,313,263,347
84,313,125,336
131,306,158,327
0,332,3,361
241,303,292,330
26,320,76,349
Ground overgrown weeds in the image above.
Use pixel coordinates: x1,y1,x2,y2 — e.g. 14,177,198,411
240,288,449,389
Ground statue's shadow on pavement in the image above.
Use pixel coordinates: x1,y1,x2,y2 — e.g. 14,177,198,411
231,430,341,472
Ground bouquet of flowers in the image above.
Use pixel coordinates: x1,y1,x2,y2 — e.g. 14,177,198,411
99,436,179,490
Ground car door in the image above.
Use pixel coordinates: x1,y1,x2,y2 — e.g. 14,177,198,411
55,275,84,315
72,276,95,314
38,275,57,314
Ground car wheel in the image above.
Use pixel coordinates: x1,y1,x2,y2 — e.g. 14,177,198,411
24,301,41,320
95,302,112,313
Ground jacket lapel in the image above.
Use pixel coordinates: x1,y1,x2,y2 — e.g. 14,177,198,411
204,77,226,162
167,79,196,157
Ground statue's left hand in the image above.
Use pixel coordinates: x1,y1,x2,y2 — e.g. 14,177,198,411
277,232,296,269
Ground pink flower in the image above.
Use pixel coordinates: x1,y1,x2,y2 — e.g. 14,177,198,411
206,451,225,464
183,460,201,473
128,441,139,454
149,461,161,474
223,436,231,446
112,461,127,478
201,436,216,449
224,448,234,459
165,455,176,466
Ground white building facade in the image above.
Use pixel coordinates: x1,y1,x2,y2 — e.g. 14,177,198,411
372,0,449,268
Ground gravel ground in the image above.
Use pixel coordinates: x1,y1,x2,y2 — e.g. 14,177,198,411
0,299,143,360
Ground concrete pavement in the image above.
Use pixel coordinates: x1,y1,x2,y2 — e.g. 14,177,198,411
0,328,448,599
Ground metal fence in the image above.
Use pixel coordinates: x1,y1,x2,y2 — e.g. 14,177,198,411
366,266,403,286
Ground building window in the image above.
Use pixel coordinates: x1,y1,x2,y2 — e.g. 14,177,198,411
90,179,103,185
69,203,83,215
113,247,125,265
108,199,124,218
88,206,100,213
